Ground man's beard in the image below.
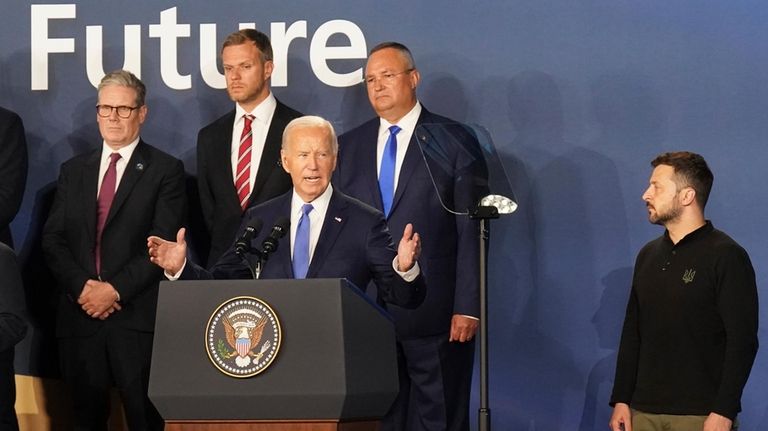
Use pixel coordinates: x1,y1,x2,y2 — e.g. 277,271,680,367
648,201,682,226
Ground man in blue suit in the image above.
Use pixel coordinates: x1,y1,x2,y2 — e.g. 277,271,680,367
333,42,484,431
148,115,425,310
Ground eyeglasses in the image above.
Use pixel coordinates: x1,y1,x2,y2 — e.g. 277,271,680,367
96,105,140,119
364,69,414,86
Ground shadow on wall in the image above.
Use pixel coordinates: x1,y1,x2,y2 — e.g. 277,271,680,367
578,267,632,431
484,69,635,429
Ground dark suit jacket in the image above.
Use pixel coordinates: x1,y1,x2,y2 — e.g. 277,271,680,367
197,99,302,267
334,107,485,338
0,242,26,428
182,189,425,309
0,107,28,248
42,141,187,337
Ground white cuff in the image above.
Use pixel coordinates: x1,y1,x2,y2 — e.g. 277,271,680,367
165,258,187,281
392,257,420,282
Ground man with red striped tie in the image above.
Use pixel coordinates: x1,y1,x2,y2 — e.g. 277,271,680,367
196,29,302,267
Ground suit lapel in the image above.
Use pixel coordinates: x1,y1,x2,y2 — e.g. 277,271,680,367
362,122,385,212
306,191,347,278
273,194,294,278
82,150,101,246
249,102,287,206
104,141,148,228
390,111,430,216
215,111,240,207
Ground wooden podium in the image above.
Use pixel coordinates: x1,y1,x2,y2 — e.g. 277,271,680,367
163,419,378,431
149,279,397,431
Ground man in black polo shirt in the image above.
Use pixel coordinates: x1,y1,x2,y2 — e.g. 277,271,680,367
609,152,758,431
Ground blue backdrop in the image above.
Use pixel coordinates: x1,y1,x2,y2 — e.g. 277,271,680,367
2,1,767,429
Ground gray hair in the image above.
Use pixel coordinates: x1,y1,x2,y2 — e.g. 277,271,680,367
369,41,416,70
282,116,338,154
98,70,146,107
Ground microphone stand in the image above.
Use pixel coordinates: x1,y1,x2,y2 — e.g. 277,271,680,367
236,250,259,280
470,205,499,431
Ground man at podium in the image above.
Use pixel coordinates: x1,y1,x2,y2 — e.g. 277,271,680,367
148,115,425,309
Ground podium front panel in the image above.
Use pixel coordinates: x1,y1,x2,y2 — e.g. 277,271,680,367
149,278,398,420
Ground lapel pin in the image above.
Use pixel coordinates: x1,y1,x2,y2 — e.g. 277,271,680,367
334,217,342,223
135,162,144,171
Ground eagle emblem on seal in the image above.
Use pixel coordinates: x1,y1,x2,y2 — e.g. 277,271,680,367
223,314,271,367
206,296,281,378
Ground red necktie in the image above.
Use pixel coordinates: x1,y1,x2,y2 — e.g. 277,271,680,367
235,114,254,212
95,152,121,274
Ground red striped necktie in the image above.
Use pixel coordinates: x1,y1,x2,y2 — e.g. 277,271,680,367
235,114,255,212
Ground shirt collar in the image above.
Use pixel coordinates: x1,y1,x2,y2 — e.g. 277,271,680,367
664,220,714,246
235,92,276,124
379,101,422,135
101,137,139,163
291,183,334,214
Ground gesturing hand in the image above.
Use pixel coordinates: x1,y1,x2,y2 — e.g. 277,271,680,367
396,223,421,272
147,227,187,275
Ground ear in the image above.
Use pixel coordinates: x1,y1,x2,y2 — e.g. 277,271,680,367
137,105,148,124
280,149,290,173
410,69,421,90
263,60,274,81
679,187,697,206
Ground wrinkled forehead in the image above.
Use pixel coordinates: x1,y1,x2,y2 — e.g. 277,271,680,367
285,126,333,152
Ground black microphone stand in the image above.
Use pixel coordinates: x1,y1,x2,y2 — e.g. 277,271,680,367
470,204,499,431
235,247,261,279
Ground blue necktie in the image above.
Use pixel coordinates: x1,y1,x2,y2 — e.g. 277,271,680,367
292,203,314,279
379,125,401,216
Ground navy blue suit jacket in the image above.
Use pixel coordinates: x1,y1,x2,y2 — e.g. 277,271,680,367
334,107,485,338
182,189,425,309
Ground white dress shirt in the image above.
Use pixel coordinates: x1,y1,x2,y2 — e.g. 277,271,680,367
289,185,332,262
376,102,422,189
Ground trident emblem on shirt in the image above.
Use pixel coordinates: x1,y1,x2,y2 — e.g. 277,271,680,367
682,268,696,284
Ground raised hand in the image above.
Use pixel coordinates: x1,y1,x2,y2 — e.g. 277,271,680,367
396,223,421,272
147,227,187,275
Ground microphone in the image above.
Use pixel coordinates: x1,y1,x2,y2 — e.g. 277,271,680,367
234,219,263,257
261,216,290,258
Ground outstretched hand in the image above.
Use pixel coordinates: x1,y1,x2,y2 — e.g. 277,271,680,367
396,223,421,272
147,227,187,275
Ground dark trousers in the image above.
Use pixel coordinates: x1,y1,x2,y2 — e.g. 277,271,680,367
381,333,475,431
59,326,163,431
0,348,19,431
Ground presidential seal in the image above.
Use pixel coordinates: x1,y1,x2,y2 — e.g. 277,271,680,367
205,296,282,378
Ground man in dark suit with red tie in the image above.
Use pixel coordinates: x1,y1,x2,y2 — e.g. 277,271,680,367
197,29,302,267
333,42,485,431
43,70,187,430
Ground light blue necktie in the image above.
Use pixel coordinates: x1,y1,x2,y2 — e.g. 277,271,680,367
292,203,314,279
379,125,401,216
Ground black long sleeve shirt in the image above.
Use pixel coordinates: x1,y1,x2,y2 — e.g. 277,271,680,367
610,221,759,420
